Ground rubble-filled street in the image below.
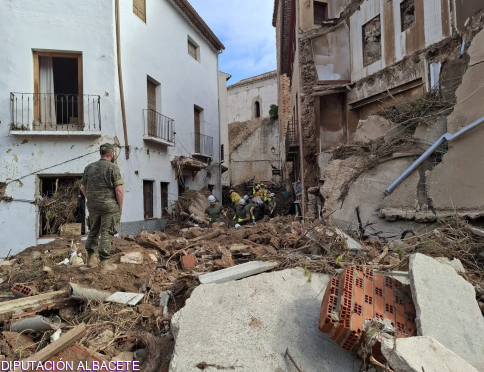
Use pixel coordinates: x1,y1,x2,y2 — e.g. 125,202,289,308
0,193,483,370
1,0,484,371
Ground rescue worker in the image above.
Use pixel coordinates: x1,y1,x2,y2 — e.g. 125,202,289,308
205,195,223,224
268,193,279,217
252,184,260,196
252,197,265,221
80,143,124,273
234,199,250,225
230,189,241,204
254,185,262,197
262,184,270,202
245,196,257,225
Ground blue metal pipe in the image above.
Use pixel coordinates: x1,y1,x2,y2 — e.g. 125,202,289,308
385,115,484,195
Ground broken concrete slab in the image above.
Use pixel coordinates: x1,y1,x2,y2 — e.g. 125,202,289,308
409,253,484,370
354,115,399,144
198,261,279,284
334,228,362,251
381,336,479,372
327,157,423,236
170,268,359,372
435,257,466,273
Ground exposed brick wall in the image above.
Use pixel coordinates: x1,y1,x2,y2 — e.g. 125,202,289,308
299,37,319,189
275,2,292,186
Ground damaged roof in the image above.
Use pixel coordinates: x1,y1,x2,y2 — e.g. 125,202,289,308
168,0,225,51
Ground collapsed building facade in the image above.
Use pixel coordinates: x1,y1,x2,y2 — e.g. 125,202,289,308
274,0,484,234
0,0,225,255
226,71,281,185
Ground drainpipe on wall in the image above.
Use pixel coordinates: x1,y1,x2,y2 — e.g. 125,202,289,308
298,102,305,217
216,49,223,202
115,0,129,159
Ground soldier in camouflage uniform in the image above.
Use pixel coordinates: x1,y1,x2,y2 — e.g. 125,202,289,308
80,143,124,273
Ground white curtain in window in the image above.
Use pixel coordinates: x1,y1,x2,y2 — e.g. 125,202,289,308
39,57,56,125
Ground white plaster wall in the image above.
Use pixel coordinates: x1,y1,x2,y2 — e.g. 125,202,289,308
218,71,231,186
313,24,350,80
0,0,119,255
0,0,222,255
351,0,450,82
118,0,221,219
350,0,385,82
227,76,278,123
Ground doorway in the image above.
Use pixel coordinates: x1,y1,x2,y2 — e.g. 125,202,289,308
39,176,85,236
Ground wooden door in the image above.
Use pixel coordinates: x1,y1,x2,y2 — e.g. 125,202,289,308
194,108,201,153
147,81,156,136
143,181,154,219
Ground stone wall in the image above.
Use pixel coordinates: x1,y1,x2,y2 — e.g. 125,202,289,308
229,119,280,185
227,72,278,123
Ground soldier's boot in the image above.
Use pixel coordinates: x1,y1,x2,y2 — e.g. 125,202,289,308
99,259,117,274
87,252,98,268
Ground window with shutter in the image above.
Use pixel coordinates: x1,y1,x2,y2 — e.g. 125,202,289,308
188,40,198,60
133,0,146,22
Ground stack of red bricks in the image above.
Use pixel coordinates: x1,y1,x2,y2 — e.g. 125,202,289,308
318,266,416,351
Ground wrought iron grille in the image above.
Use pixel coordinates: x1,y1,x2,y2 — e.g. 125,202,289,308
193,132,214,157
143,109,175,144
10,93,101,131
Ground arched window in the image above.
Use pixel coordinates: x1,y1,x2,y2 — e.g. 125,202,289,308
255,101,261,118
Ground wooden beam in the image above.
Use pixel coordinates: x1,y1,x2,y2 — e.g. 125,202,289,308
0,290,71,321
14,323,87,370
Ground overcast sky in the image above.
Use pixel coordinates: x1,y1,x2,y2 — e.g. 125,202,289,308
189,0,276,85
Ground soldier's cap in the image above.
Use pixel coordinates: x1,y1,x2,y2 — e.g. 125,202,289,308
100,143,115,150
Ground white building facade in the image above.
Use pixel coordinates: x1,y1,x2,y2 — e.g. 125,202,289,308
0,0,224,255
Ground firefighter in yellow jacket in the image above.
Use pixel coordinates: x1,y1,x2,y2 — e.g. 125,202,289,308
230,189,241,204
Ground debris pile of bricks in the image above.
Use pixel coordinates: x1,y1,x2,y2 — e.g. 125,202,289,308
318,266,416,351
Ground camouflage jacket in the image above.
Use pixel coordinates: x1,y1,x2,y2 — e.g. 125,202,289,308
81,160,124,212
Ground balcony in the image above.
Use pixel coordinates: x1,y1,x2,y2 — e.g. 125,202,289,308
143,109,175,146
193,132,213,158
10,93,102,137
286,121,299,161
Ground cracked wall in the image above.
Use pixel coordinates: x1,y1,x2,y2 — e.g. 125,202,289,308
426,28,484,219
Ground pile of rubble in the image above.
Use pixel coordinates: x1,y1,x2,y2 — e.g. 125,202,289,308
0,209,482,370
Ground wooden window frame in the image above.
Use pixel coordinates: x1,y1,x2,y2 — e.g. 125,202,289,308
33,51,83,127
133,0,146,23
314,1,329,26
188,37,200,62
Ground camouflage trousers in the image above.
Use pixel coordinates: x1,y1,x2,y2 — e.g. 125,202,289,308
85,209,120,260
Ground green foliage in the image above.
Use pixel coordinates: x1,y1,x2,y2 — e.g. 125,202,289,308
335,254,345,266
269,104,279,120
304,267,312,283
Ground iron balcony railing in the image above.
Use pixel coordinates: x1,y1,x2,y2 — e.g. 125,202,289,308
193,132,214,157
286,121,299,160
143,109,175,144
287,121,298,146
10,93,101,131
